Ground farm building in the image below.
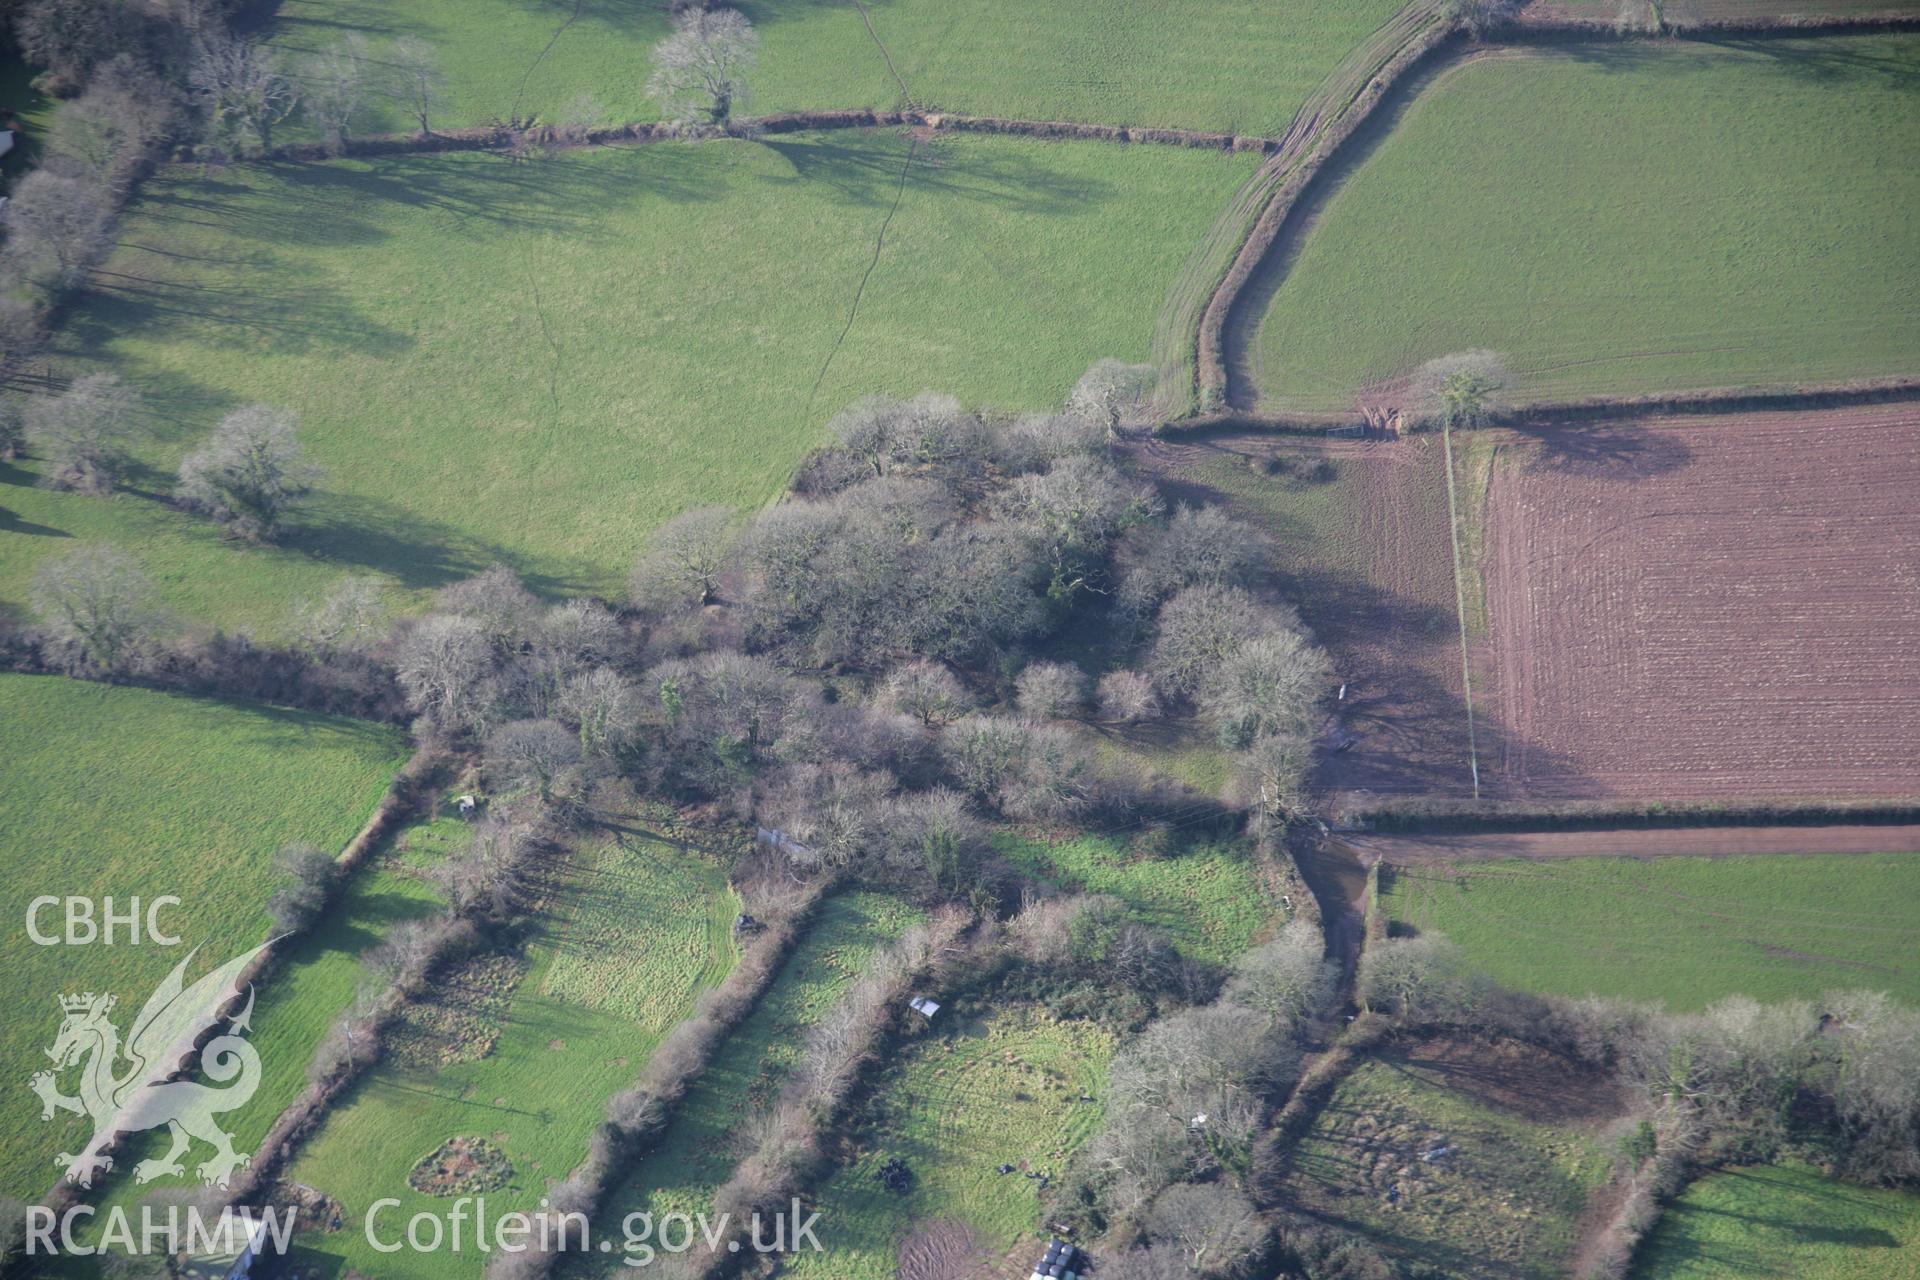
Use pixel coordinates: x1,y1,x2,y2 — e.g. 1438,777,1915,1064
177,1211,272,1280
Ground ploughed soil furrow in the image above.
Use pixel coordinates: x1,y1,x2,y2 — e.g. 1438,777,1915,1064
1481,404,1920,803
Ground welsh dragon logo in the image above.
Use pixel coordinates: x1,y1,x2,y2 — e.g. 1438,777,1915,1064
28,942,270,1189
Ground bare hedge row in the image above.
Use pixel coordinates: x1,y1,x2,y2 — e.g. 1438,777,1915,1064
479,871,831,1280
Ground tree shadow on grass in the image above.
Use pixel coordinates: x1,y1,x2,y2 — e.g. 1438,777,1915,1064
757,132,1111,215
1701,35,1920,93
268,145,728,231
1507,422,1694,481
284,490,602,598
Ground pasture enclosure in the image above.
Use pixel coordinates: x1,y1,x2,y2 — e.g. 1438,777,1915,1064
1481,408,1920,801
996,833,1270,965
1632,1163,1920,1280
0,674,405,1203
12,133,1257,632
1380,853,1920,1009
283,833,737,1279
1284,1042,1623,1280
569,892,923,1276
776,1006,1114,1280
1248,35,1920,411
1143,431,1481,797
262,0,1403,139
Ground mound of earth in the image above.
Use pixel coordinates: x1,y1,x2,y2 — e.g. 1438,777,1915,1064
408,1136,514,1197
898,1220,991,1280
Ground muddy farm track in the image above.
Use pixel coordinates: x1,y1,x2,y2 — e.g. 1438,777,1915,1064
1338,822,1920,866
1479,405,1920,802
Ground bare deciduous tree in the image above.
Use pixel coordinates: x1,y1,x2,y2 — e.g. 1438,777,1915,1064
25,372,146,493
1147,584,1294,700
29,542,169,673
1357,934,1472,1017
994,409,1107,474
630,505,738,606
1118,504,1269,613
1145,1183,1267,1277
50,55,180,180
296,574,389,654
1096,670,1160,723
876,786,984,892
878,658,971,726
758,759,895,869
4,168,114,285
558,667,641,760
300,34,368,157
1226,729,1314,829
389,37,442,136
192,34,297,156
486,718,584,805
435,564,542,653
14,0,139,93
1413,349,1508,431
646,7,758,128
176,404,323,542
1067,358,1156,441
993,454,1159,601
1015,660,1086,719
393,613,496,731
1222,925,1338,1032
1196,629,1330,749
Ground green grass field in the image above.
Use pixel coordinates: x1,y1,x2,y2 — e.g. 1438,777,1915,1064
62,812,460,1265
262,0,1402,139
996,833,1270,965
1287,1052,1614,1279
778,1006,1114,1280
0,673,405,1203
568,891,924,1277
1381,855,1920,1010
4,133,1257,633
1251,36,1920,410
1632,1163,1920,1280
282,833,737,1279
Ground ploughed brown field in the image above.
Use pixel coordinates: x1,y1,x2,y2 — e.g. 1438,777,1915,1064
1481,405,1920,802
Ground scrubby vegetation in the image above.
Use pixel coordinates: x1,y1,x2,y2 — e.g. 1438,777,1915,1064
4,3,1917,1277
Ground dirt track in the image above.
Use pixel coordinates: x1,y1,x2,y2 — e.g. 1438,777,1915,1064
1482,406,1920,802
1339,823,1920,866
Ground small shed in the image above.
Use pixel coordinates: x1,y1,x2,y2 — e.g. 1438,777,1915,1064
907,995,941,1021
177,1212,271,1280
1027,1239,1087,1280
455,794,478,818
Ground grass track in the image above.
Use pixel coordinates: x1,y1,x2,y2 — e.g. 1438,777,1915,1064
282,833,737,1279
777,1007,1114,1280
5,134,1256,633
261,0,1403,139
0,673,405,1203
1380,854,1920,1009
1631,1162,1920,1280
1251,36,1920,410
